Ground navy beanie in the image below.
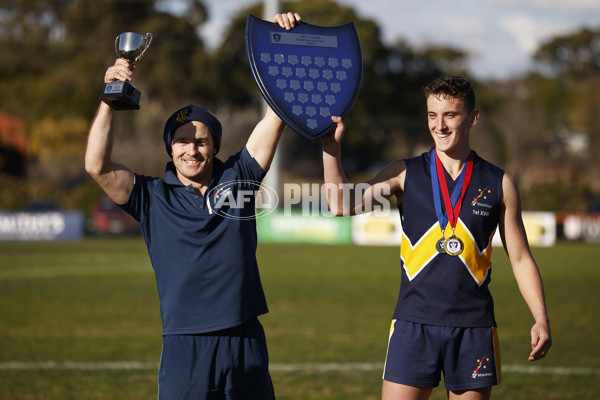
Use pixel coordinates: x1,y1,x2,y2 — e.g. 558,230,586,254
163,105,222,157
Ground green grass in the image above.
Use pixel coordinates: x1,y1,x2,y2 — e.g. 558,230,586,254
0,239,599,399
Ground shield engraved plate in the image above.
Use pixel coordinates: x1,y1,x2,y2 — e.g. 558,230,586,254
246,14,363,141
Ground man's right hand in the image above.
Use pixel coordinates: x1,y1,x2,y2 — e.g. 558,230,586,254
104,58,135,83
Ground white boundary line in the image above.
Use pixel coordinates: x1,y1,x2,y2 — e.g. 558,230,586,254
0,362,598,376
0,361,155,370
0,264,150,280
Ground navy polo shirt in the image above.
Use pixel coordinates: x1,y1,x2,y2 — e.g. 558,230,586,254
118,147,269,335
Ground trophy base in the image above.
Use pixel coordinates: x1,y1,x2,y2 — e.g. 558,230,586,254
99,81,141,110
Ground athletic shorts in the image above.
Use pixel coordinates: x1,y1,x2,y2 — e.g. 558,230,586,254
382,319,501,391
158,317,275,400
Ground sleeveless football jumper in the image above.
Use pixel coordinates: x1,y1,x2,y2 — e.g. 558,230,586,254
394,149,505,327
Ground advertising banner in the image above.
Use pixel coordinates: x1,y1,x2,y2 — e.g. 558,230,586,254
0,211,85,241
257,211,352,245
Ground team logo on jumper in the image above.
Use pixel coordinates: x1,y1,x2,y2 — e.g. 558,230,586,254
471,187,491,206
207,180,278,220
471,355,492,379
213,183,232,200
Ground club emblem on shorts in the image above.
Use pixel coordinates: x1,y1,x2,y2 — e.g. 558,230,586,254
471,355,490,378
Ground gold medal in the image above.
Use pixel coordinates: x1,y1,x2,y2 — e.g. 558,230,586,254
431,149,473,258
444,234,464,256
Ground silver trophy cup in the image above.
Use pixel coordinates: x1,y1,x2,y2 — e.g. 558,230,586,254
115,32,152,65
100,32,153,110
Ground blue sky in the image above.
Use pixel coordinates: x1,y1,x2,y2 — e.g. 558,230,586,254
162,0,600,80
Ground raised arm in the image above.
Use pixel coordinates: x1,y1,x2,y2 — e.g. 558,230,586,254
84,59,135,205
245,12,301,170
499,173,552,361
246,106,286,171
321,117,405,216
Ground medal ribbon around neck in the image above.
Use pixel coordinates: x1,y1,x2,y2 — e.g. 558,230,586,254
430,148,474,236
430,148,465,232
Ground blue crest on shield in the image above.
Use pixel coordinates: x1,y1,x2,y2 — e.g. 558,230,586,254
246,14,362,141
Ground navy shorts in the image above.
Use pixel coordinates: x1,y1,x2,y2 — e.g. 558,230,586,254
158,318,275,400
383,320,501,391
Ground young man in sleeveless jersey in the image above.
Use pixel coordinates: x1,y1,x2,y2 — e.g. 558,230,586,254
320,76,551,400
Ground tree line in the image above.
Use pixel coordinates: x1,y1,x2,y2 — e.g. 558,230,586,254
0,0,598,212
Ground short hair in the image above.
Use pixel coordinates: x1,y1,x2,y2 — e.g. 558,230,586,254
424,76,476,111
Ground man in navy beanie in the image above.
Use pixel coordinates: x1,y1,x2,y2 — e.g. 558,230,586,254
163,104,223,157
85,12,302,400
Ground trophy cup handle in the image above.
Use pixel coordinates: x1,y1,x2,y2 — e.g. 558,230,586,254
114,34,121,58
134,33,153,64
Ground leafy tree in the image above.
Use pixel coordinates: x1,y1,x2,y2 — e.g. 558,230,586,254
485,26,600,210
534,27,600,77
0,0,499,208
29,114,88,164
532,27,600,164
0,0,209,117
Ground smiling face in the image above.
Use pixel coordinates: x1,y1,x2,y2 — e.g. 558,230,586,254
171,121,217,188
427,94,479,158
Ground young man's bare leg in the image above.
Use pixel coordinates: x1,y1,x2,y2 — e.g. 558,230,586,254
448,387,492,400
382,380,433,400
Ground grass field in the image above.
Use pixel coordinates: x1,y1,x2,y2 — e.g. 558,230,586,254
0,238,599,399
